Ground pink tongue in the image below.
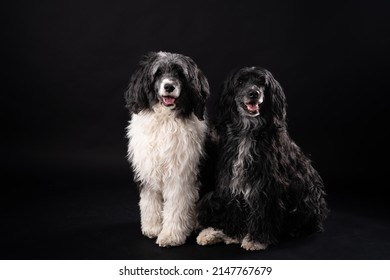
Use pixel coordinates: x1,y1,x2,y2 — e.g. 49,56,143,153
246,103,259,112
163,96,175,105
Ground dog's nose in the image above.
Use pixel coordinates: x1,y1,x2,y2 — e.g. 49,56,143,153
164,83,175,93
248,90,259,99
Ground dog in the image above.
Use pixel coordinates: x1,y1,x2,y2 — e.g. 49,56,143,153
125,51,209,247
196,67,328,250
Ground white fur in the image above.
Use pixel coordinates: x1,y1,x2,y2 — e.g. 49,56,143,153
197,228,267,250
127,104,207,247
196,227,240,246
241,235,268,250
231,136,253,199
196,227,225,245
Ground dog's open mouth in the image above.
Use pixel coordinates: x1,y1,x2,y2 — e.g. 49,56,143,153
162,96,176,107
244,102,260,114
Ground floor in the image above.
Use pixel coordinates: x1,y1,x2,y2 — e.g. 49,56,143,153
2,170,389,260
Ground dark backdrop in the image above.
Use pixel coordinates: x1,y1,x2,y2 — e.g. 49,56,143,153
2,0,390,259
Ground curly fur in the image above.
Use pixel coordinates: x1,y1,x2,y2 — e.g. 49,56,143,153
197,67,328,250
125,51,209,247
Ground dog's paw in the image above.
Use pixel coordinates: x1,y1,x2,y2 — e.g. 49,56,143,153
156,231,186,247
196,227,224,246
241,236,268,251
141,224,162,239
223,236,240,245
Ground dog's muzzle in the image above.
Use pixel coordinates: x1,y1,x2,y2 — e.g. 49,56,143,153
243,87,264,115
159,78,181,107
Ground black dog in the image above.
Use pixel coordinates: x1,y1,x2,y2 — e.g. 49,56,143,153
197,67,328,250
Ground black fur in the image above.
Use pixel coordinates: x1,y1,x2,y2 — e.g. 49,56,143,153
125,51,209,120
198,67,328,246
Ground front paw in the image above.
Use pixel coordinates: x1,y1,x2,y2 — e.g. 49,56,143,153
196,227,224,246
156,231,186,247
241,236,268,251
141,224,162,239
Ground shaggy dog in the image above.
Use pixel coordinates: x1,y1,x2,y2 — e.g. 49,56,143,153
125,51,209,247
197,67,328,250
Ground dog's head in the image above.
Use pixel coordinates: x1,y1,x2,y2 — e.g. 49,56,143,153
125,51,209,120
218,67,286,129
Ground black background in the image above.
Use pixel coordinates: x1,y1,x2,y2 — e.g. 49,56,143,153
2,0,390,259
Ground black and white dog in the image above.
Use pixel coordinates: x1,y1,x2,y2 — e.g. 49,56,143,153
197,67,328,250
125,51,209,247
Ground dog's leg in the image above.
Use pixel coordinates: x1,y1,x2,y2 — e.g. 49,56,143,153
241,234,268,251
156,179,198,247
139,188,163,238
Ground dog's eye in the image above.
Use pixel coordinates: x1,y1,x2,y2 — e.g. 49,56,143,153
259,77,265,86
155,69,162,76
237,79,244,86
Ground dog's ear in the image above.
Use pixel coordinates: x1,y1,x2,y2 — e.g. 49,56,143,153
216,69,237,126
125,52,157,114
265,70,287,128
193,68,210,121
184,56,210,121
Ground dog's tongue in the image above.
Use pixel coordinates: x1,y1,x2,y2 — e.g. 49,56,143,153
163,96,175,106
246,103,259,112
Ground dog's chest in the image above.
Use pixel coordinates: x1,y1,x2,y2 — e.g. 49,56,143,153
126,106,206,183
228,135,258,197
231,137,250,175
